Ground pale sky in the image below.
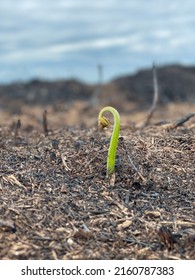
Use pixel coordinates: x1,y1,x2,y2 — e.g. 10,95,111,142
1,0,195,83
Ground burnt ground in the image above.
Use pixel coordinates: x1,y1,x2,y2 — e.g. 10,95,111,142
0,104,195,260
0,65,195,260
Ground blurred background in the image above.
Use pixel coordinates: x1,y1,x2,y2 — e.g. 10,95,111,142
1,0,195,84
0,0,195,130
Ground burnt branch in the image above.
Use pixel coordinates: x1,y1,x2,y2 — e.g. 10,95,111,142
167,113,195,130
142,63,159,128
43,110,48,136
14,119,21,138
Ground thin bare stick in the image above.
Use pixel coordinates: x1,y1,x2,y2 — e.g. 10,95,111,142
90,64,103,106
142,63,159,128
43,110,48,136
14,119,21,138
126,153,146,182
122,139,146,182
165,113,195,130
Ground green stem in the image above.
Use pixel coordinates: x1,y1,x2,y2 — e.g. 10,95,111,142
98,106,120,176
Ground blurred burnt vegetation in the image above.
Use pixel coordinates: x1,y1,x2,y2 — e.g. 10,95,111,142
0,65,195,112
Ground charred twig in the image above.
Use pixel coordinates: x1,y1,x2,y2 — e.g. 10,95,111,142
121,138,146,182
14,119,21,138
142,63,159,128
157,226,175,250
90,64,103,106
126,153,146,182
43,110,48,136
165,113,195,130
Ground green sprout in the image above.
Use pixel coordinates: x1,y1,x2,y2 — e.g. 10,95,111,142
98,106,120,176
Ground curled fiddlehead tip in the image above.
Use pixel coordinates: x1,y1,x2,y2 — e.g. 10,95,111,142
98,116,110,130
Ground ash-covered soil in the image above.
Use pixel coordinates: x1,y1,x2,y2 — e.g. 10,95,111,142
0,104,195,260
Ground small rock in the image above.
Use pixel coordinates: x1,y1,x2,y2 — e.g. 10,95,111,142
60,185,67,193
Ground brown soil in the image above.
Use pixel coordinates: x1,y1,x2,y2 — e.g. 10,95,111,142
0,65,195,260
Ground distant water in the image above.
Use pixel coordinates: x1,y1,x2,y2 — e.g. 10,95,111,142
1,0,195,84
